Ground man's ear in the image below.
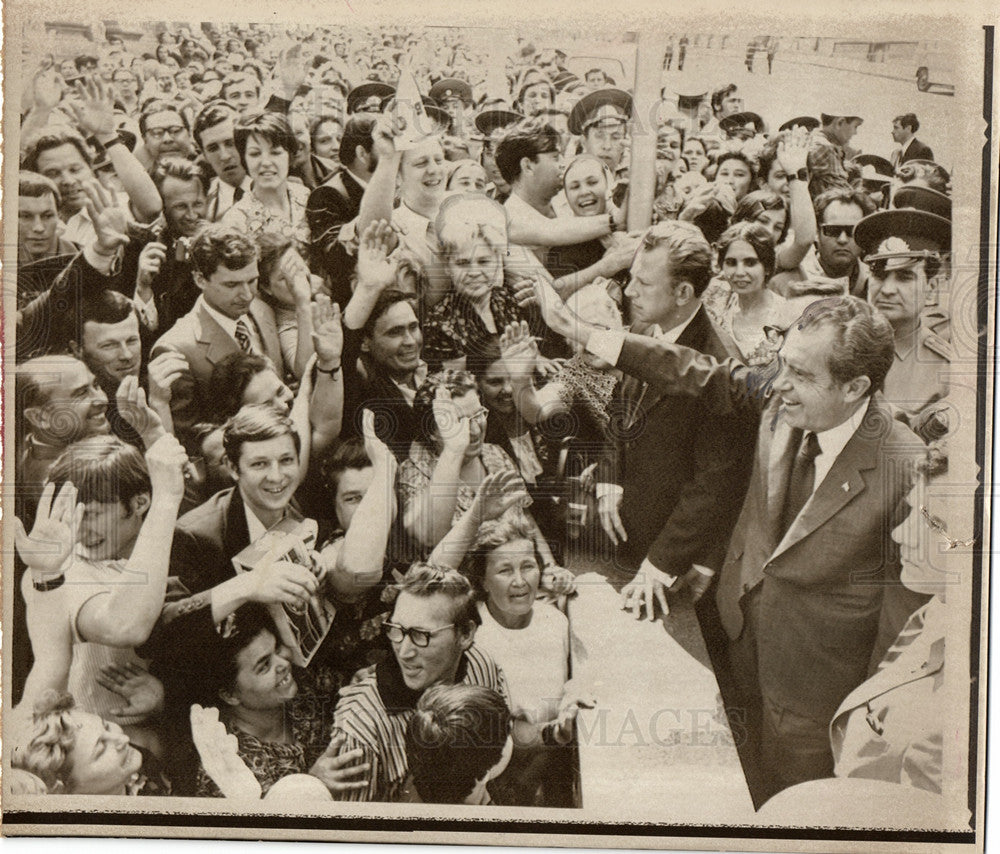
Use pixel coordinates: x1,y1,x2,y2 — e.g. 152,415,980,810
68,340,83,359
844,374,872,403
519,156,533,179
674,281,695,306
218,688,240,707
131,492,152,520
360,336,370,353
193,270,207,292
24,406,47,432
457,620,476,652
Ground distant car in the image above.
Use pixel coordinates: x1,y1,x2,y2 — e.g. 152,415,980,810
914,42,955,93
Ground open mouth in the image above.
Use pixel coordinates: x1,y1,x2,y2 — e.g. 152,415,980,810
262,484,290,497
576,196,599,211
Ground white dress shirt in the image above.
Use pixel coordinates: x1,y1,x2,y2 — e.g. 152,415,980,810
200,297,263,354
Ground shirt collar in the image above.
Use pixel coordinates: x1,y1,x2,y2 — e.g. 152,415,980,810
199,294,249,341
649,308,698,343
811,398,869,461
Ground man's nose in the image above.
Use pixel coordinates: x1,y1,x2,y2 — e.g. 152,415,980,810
92,385,109,404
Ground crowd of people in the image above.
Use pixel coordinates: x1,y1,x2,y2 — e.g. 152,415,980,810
9,19,965,812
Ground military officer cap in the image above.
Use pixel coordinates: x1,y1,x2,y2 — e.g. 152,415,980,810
854,209,950,271
347,82,395,114
568,87,633,136
429,77,473,106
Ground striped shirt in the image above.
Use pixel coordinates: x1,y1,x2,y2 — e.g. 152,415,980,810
330,644,508,801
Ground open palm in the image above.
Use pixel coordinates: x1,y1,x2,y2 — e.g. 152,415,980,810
14,482,81,575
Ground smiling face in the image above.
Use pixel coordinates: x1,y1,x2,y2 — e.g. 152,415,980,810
715,158,753,200
564,157,608,216
244,133,290,191
477,360,515,415
766,158,790,199
228,628,298,710
28,360,110,443
80,314,142,387
721,239,767,295
143,109,191,161
482,538,540,626
399,138,446,208
242,367,294,415
869,263,926,330
78,497,146,561
199,116,246,187
160,175,207,238
364,299,423,380
773,323,868,431
196,260,259,320
19,193,61,260
755,209,786,244
64,711,143,794
34,143,93,215
448,238,503,304
390,591,472,692
234,433,301,521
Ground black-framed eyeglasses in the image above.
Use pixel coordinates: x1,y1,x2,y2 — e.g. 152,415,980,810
383,620,455,647
819,223,856,240
146,126,187,140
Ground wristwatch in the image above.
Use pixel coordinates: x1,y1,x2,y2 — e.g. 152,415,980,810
790,167,809,183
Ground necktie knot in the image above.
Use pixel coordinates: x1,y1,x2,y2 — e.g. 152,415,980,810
235,318,253,354
800,431,821,462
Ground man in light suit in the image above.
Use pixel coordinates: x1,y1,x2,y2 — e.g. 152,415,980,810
540,292,920,805
891,113,934,167
150,223,283,439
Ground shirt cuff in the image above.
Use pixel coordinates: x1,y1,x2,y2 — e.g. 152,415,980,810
586,329,626,366
133,291,159,329
595,482,623,502
83,243,122,276
640,557,676,588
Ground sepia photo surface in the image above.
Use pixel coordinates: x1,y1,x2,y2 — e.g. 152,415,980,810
2,0,996,851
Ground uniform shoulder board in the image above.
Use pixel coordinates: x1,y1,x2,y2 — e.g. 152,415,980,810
922,327,951,359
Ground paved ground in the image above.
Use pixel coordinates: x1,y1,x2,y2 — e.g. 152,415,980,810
660,45,960,168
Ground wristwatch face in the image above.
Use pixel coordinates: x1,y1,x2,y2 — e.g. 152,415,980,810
795,167,809,181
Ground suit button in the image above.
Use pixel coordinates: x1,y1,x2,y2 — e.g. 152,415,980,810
742,583,751,593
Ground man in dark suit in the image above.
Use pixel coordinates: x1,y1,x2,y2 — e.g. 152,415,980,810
307,115,379,309
541,292,919,804
891,113,934,166
595,222,755,619
150,224,284,439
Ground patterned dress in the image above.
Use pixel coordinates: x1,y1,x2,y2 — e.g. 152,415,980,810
220,182,312,258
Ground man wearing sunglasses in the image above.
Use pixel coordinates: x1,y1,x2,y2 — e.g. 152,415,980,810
772,187,876,301
327,564,508,802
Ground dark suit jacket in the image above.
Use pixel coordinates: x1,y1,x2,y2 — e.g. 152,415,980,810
612,335,919,724
613,307,755,576
307,167,366,308
116,232,200,337
899,138,934,165
150,296,283,437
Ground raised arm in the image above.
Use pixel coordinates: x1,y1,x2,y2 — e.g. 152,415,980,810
75,434,189,647
355,117,402,250
774,129,817,271
500,320,569,425
307,296,346,457
506,200,613,248
67,77,162,222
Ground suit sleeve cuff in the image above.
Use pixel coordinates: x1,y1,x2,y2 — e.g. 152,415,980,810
595,482,623,502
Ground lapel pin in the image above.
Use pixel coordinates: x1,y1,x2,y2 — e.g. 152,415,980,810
842,482,850,492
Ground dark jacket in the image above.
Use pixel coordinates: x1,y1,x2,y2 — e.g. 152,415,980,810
307,167,366,309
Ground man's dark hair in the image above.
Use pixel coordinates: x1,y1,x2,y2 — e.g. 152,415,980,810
362,289,418,340
338,115,378,166
152,156,210,196
493,117,561,185
189,222,258,278
74,289,138,347
138,99,191,137
894,113,919,133
222,403,301,469
795,296,895,394
193,100,239,149
19,172,62,207
710,83,738,116
22,131,94,174
813,186,877,224
321,437,372,495
406,684,510,803
46,435,151,511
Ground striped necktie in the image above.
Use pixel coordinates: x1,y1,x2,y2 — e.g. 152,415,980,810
235,318,254,353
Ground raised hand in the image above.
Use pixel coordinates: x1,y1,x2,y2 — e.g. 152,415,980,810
510,274,538,309
777,125,811,174
83,181,129,254
136,241,167,300
13,482,82,577
144,432,190,505
30,64,65,112
277,42,308,98
146,351,189,408
310,295,343,369
116,374,165,447
248,559,319,608
356,219,398,292
67,75,116,138
433,385,470,456
533,277,591,345
500,320,539,381
370,112,400,162
278,248,313,307
472,469,530,524
190,704,263,799
96,662,164,721
308,734,370,796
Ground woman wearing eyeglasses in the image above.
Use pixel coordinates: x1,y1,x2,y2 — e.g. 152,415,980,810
191,602,369,798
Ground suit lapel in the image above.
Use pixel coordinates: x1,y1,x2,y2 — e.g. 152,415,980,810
194,300,237,367
250,300,282,368
222,488,251,559
770,403,881,560
764,415,799,551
